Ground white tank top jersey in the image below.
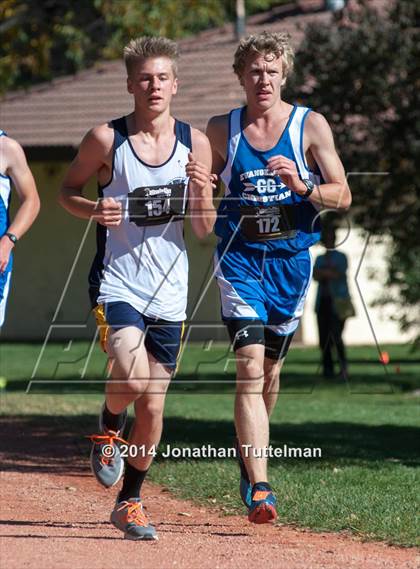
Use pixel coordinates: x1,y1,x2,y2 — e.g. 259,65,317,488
89,117,192,321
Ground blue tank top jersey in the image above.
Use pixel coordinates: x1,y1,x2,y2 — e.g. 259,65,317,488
0,130,12,240
215,105,322,253
0,128,13,318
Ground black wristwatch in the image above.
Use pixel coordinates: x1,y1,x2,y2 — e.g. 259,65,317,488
4,232,18,245
301,179,315,200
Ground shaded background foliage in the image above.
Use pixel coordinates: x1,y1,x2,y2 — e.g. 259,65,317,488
1,0,418,340
0,0,285,91
286,0,420,341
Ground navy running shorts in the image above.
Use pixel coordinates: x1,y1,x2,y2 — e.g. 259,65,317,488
94,301,184,370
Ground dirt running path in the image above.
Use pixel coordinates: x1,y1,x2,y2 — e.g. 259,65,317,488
0,417,418,569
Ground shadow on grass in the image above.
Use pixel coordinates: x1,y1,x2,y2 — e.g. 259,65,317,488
4,369,420,395
0,413,418,476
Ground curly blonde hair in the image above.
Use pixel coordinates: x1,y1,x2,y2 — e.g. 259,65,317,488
233,31,294,84
123,36,179,77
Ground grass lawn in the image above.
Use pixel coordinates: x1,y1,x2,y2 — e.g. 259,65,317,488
1,341,419,546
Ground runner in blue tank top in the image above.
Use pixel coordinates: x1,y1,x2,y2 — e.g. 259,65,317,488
207,31,352,524
0,132,40,329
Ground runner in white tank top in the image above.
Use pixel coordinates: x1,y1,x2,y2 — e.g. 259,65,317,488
91,116,193,321
59,36,216,540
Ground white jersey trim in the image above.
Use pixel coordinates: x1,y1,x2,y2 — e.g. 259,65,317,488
214,248,259,319
289,107,322,209
289,106,310,178
0,130,11,208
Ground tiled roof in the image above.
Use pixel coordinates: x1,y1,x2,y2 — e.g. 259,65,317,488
0,1,352,146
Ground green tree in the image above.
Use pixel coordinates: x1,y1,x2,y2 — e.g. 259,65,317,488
286,0,420,342
0,0,287,93
0,0,107,92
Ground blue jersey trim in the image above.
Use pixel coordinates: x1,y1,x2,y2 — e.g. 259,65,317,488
7,185,12,213
219,109,234,175
88,183,107,308
98,117,128,191
0,131,10,178
113,116,129,151
175,119,192,151
0,174,11,235
240,105,297,154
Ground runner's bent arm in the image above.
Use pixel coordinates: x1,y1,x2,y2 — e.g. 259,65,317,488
267,112,352,211
0,137,40,273
1,137,40,239
186,129,216,239
206,115,229,176
59,125,122,227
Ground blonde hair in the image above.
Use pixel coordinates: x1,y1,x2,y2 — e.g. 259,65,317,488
233,31,294,83
123,36,179,77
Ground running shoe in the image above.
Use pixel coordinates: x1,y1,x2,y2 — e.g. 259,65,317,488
87,407,127,488
110,498,158,541
248,486,278,524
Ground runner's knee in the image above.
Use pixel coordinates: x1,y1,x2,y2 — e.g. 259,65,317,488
135,395,165,421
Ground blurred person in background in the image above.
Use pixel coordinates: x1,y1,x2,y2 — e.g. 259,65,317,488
313,226,354,379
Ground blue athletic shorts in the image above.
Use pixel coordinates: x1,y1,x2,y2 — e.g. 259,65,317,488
214,243,313,337
94,301,184,370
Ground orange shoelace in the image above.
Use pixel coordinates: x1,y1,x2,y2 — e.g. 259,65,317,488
86,432,128,465
118,501,149,527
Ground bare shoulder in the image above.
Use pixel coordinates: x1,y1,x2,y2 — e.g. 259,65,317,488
82,122,114,153
207,113,229,127
0,135,28,173
190,128,212,169
0,135,25,161
305,111,334,140
190,127,211,151
73,122,114,170
206,113,229,138
206,114,230,163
